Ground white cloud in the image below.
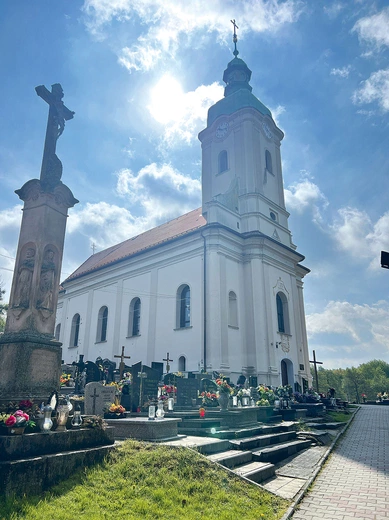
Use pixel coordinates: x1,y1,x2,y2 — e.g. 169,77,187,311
148,77,223,145
323,3,345,19
330,66,351,78
83,0,304,71
284,173,328,223
116,162,201,214
329,208,389,270
353,7,389,49
271,105,286,126
352,69,389,112
306,300,389,367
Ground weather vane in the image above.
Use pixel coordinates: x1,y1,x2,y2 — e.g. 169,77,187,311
230,19,239,57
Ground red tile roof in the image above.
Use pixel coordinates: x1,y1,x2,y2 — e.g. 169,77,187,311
64,207,206,283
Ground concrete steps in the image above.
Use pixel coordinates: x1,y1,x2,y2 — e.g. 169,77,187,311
252,439,312,463
203,427,312,485
229,430,297,450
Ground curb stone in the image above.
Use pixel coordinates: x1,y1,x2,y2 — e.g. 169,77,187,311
279,406,360,520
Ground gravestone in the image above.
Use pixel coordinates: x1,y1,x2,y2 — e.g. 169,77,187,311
151,362,164,381
84,382,116,416
249,376,258,387
85,361,101,384
176,378,199,407
130,362,160,412
199,378,218,393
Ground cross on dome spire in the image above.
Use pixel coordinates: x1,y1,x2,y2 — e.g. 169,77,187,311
230,19,239,57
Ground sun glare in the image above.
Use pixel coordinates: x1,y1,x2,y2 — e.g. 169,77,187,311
148,75,185,124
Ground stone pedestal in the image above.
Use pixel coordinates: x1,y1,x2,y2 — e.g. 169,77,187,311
0,334,62,403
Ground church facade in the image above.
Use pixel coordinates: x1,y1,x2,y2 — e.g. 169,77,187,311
56,48,312,390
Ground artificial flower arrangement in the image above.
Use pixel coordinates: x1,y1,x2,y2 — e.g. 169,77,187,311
236,388,251,398
108,403,126,414
60,373,71,386
256,384,276,406
215,378,233,395
200,391,218,407
3,409,36,432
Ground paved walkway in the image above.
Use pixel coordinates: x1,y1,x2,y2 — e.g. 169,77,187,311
292,405,389,520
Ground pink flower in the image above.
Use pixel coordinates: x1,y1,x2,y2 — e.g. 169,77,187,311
14,410,25,417
5,415,16,427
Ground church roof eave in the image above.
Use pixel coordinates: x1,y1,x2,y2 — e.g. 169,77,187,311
207,89,272,127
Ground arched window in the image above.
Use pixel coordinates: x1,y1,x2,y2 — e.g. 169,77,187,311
55,323,61,341
228,291,238,327
276,292,289,334
265,150,273,174
218,150,228,174
178,356,186,372
128,297,141,337
177,285,191,328
97,306,108,342
69,314,80,347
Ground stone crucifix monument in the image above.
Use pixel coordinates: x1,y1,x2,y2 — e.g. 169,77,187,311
0,83,78,403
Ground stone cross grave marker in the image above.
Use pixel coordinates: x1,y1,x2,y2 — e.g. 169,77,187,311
84,382,115,416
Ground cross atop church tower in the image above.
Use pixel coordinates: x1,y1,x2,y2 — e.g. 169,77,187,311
230,19,239,57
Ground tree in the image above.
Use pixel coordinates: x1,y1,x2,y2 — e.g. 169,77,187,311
0,277,8,332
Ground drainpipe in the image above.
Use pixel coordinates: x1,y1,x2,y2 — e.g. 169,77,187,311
201,230,207,373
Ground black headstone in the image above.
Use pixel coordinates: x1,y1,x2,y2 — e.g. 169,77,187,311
249,376,258,387
176,378,199,407
199,378,218,393
130,362,160,411
151,362,164,380
85,361,101,383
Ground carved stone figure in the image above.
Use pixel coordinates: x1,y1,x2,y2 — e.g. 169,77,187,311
13,247,35,309
37,249,56,312
35,83,75,190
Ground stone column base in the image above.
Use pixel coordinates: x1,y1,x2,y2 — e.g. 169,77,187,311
0,334,62,403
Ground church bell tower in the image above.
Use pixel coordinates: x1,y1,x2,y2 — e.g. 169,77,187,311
198,23,295,250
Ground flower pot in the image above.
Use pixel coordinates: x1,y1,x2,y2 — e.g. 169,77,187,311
218,393,229,411
8,426,25,435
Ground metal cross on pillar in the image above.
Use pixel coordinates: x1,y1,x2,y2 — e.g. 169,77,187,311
114,346,131,379
309,350,323,393
163,352,173,374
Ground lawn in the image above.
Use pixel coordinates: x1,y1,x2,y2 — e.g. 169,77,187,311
0,440,289,520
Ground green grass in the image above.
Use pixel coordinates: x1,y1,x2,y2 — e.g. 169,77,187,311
325,410,352,423
0,440,288,520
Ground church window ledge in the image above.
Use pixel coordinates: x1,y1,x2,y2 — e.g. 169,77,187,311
68,345,78,349
228,325,239,330
174,326,193,331
216,167,230,177
126,334,141,339
95,340,107,344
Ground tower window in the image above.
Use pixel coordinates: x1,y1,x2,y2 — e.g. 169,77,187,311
276,292,290,334
55,323,61,341
218,150,228,174
228,291,238,327
97,306,108,342
265,150,273,174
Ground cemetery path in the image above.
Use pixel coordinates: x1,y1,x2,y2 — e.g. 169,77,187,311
291,405,389,520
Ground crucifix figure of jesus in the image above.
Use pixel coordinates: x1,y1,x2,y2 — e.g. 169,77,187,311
163,352,173,374
114,346,131,379
35,83,75,189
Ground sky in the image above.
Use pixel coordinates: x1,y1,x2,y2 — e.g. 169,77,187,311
1,0,389,370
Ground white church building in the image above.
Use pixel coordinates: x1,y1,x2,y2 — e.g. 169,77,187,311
56,45,312,390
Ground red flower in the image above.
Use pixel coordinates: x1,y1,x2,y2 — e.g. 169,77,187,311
5,415,16,427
